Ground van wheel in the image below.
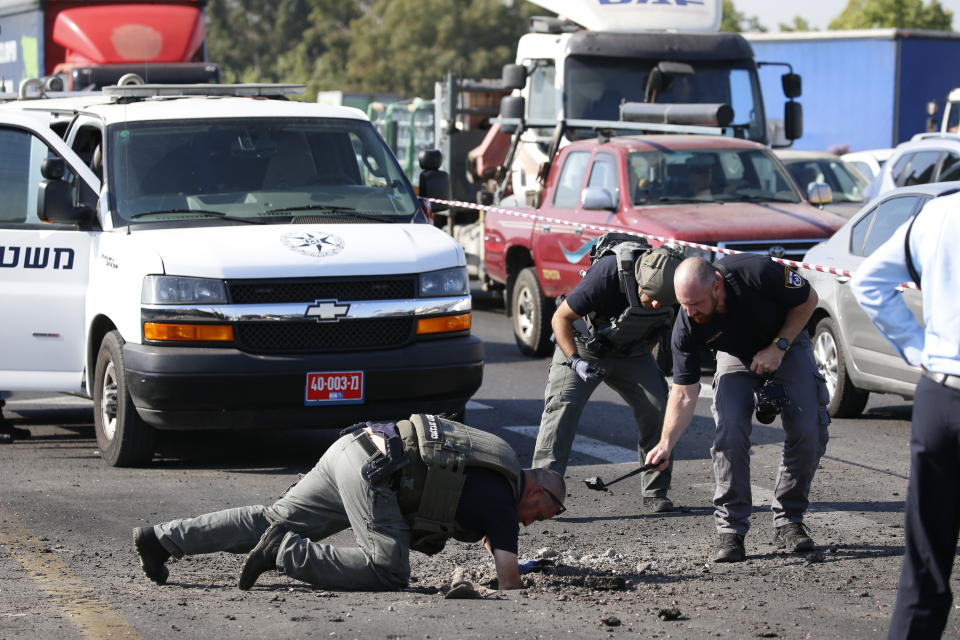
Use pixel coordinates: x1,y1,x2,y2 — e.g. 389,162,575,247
511,267,554,357
813,317,869,418
93,331,156,467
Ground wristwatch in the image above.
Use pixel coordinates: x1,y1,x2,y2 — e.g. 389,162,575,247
773,337,791,351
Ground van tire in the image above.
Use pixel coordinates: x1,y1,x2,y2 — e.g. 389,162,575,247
511,267,554,357
813,317,869,418
93,331,156,467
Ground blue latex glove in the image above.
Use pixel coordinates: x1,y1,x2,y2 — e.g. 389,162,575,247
518,559,543,575
566,355,606,383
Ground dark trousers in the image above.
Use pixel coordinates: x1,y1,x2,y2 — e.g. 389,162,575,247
889,375,960,639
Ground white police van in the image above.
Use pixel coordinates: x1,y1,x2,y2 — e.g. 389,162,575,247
0,84,482,466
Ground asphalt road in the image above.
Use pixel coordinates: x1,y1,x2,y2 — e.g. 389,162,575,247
0,290,953,640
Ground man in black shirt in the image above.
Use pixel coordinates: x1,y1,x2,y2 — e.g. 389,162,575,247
532,244,681,513
133,415,566,591
646,255,830,562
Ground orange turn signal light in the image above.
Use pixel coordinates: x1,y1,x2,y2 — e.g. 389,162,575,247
144,323,235,342
416,313,471,335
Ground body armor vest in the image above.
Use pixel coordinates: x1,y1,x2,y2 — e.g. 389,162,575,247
395,414,522,555
584,241,674,357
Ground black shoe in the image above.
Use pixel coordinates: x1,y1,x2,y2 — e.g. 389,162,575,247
238,522,288,591
133,526,170,585
774,522,815,552
713,533,746,563
643,496,675,513
0,421,30,440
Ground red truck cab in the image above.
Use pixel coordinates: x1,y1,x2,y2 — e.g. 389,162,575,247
482,134,847,356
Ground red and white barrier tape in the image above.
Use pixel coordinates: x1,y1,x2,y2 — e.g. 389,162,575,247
427,197,920,291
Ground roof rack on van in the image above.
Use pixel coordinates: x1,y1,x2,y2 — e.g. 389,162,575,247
102,84,306,99
910,131,960,142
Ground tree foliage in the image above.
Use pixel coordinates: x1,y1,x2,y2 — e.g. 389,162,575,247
779,16,816,32
720,0,767,33
205,0,540,99
829,0,953,30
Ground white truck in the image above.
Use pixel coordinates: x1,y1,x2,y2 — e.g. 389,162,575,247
0,84,482,466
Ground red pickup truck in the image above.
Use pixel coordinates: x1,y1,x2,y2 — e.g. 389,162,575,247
481,134,847,356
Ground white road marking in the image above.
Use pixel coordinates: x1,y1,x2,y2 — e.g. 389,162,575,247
5,395,92,407
466,400,493,410
504,425,637,463
667,378,714,399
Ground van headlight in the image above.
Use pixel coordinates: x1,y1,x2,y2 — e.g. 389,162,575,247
142,276,228,304
419,267,468,297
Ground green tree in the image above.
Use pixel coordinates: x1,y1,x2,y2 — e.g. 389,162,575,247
829,0,953,30
720,0,767,33
332,0,539,97
779,16,816,32
206,0,363,85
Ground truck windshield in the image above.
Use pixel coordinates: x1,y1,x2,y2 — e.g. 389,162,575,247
628,148,801,205
107,117,419,225
565,56,766,143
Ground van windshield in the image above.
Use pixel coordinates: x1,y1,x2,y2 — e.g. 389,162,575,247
107,117,419,224
628,148,801,205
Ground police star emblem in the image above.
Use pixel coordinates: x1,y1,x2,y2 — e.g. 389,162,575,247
281,231,345,258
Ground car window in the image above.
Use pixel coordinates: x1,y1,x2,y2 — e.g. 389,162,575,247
587,153,619,204
895,151,941,187
553,151,591,208
846,160,874,182
850,195,923,257
0,127,78,227
938,152,960,182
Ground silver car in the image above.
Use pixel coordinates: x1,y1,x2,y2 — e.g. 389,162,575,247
802,182,960,417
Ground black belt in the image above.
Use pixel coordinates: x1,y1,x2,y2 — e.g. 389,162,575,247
924,370,960,392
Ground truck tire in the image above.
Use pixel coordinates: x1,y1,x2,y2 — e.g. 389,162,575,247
93,331,156,467
511,267,554,357
813,317,869,418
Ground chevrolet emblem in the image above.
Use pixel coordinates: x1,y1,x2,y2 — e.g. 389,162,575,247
305,299,350,322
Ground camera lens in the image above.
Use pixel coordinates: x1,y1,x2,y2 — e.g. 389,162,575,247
755,408,777,424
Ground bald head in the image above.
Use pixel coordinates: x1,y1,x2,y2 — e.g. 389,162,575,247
517,468,567,525
675,257,723,324
675,258,718,297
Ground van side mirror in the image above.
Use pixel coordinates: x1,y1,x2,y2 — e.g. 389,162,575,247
38,158,92,224
499,96,525,135
501,64,527,91
784,101,803,141
418,150,451,212
782,73,802,99
419,149,443,171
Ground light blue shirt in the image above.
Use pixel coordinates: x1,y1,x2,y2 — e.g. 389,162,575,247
851,193,960,376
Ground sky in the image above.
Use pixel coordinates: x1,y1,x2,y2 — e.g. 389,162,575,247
733,0,960,31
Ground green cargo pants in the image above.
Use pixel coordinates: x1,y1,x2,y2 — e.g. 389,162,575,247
532,344,671,496
154,431,411,590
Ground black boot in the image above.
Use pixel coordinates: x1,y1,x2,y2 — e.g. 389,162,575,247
238,522,288,591
0,400,29,440
133,526,170,585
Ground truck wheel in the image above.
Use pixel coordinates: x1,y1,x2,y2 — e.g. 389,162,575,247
813,318,869,418
93,331,156,467
511,267,554,357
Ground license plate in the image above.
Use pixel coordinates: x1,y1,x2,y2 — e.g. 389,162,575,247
305,370,364,405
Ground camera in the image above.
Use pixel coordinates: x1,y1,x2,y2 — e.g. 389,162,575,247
755,379,789,424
